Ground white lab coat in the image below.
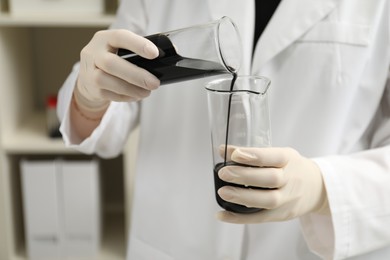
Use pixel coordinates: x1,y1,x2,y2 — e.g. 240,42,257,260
57,0,390,259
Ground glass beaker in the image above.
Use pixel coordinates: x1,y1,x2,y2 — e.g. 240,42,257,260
206,75,271,213
118,16,241,85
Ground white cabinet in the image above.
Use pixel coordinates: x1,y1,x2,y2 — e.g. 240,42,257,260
21,159,101,259
60,160,101,258
21,160,63,259
0,1,137,260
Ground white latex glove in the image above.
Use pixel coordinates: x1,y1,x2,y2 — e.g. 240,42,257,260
216,147,329,224
75,29,160,110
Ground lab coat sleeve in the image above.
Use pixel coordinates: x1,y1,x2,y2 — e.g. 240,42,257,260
300,79,390,259
57,0,148,158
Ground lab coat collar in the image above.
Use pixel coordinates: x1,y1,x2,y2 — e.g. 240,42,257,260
253,0,341,70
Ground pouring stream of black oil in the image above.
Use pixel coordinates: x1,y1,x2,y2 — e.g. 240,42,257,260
119,34,260,213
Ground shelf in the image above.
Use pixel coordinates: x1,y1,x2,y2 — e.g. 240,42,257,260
0,12,115,27
0,7,128,259
2,112,78,154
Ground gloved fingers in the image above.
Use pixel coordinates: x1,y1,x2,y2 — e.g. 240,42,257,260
231,147,291,168
216,203,300,224
94,52,160,91
218,166,287,189
98,78,151,102
78,64,150,102
104,29,159,59
218,145,238,160
217,186,285,210
101,84,151,102
215,147,329,223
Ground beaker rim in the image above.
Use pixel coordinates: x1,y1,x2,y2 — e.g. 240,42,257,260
216,16,242,73
205,75,271,95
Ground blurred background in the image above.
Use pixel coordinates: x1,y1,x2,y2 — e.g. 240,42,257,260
0,1,137,259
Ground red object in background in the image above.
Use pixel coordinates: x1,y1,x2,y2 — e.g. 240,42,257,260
47,95,58,108
46,95,61,138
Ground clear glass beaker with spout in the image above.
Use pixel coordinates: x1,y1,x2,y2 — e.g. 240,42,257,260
118,16,241,85
205,75,271,213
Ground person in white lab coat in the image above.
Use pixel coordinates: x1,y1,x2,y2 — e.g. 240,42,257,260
57,0,390,259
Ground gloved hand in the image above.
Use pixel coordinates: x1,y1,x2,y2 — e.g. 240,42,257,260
75,29,161,111
216,147,329,224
